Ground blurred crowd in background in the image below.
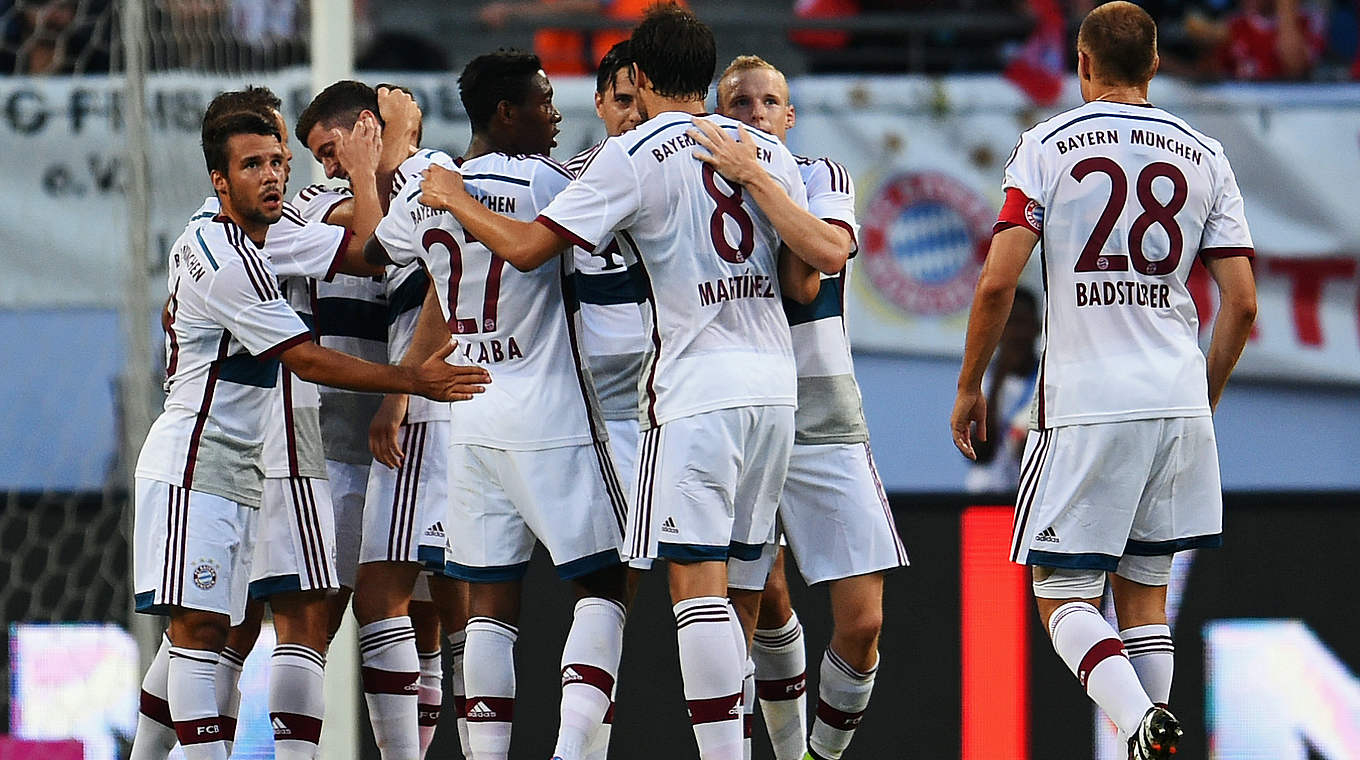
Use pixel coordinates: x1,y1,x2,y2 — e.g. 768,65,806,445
2,0,1356,82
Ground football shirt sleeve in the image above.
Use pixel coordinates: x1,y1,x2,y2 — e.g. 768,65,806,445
1199,157,1254,259
204,256,311,357
536,139,640,251
997,131,1046,236
291,184,353,223
266,208,352,282
374,191,422,269
805,158,860,250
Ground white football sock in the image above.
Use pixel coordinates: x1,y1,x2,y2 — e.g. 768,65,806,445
129,634,176,760
270,644,326,760
808,648,877,760
447,629,472,757
417,649,443,759
751,612,808,760
674,597,744,760
554,597,626,760
359,616,420,760
581,697,614,760
464,617,518,760
1048,602,1151,735
214,646,246,756
1121,623,1174,706
167,646,226,760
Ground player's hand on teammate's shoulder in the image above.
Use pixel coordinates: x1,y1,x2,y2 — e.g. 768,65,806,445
336,113,382,179
410,341,491,402
950,388,988,461
419,164,467,210
688,118,767,187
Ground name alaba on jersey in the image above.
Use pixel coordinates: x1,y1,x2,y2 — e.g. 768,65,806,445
375,149,608,450
997,100,1253,428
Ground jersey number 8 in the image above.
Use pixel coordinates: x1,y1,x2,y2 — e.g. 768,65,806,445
702,164,755,263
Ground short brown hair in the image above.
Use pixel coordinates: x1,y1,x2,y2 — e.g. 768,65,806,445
1077,1,1157,86
717,55,787,105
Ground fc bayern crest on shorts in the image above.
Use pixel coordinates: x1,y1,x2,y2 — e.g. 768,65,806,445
192,560,219,590
859,171,994,316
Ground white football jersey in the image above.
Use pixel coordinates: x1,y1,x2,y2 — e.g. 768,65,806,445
538,112,806,428
377,150,602,449
565,143,646,422
136,213,311,507
786,156,869,445
382,151,458,425
1005,101,1253,427
190,195,349,477
291,184,390,465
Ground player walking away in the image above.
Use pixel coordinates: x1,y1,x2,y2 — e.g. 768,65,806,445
950,4,1256,758
296,80,468,760
563,40,646,760
128,86,405,760
419,9,824,759
696,54,910,760
697,55,909,760
131,110,487,760
371,49,632,760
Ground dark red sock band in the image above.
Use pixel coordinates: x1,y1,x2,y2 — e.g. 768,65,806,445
756,674,807,701
270,712,323,744
139,690,172,728
686,693,742,725
175,717,224,745
561,662,616,696
816,699,865,731
1077,638,1128,690
464,696,515,723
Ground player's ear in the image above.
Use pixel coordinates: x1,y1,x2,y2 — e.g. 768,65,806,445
632,63,650,93
210,169,229,195
594,90,606,119
495,99,515,127
1149,52,1160,79
1077,49,1092,82
785,103,796,131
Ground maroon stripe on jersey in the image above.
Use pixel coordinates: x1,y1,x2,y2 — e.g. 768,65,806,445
258,332,311,359
824,218,858,251
536,214,596,252
270,712,323,743
231,224,281,300
324,230,355,282
183,335,230,489
166,285,182,378
320,196,349,224
756,674,807,701
175,716,225,745
280,204,306,227
1077,638,1127,690
687,693,742,725
561,663,615,695
815,699,865,731
140,690,173,728
361,667,419,695
529,153,575,180
619,229,662,427
1199,246,1254,260
283,370,299,475
223,223,273,301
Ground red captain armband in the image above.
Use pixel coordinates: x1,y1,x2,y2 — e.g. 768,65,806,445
994,188,1043,236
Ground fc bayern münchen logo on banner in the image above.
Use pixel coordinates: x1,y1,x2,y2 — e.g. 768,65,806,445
860,171,993,316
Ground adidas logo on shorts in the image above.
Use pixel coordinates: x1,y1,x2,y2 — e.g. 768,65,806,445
272,716,291,736
662,516,680,535
425,521,445,539
467,701,497,719
1035,526,1061,543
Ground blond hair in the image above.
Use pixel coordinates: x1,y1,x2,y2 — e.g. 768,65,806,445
716,54,788,105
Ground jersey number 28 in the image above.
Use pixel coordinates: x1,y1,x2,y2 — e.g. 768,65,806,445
1070,158,1187,276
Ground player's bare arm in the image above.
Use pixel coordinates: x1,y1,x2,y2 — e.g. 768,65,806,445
281,340,488,402
951,225,1038,460
689,119,851,275
1202,255,1257,411
778,243,820,305
369,284,454,468
330,115,387,277
376,86,422,206
418,163,566,271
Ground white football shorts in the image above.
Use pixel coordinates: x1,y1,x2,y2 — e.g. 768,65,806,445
1010,417,1223,573
628,405,794,564
604,417,640,496
444,441,627,582
729,441,909,590
325,459,369,589
362,420,451,570
134,478,257,625
249,476,340,599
